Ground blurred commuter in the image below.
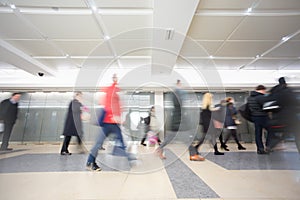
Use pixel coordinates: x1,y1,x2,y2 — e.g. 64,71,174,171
86,74,129,171
60,92,85,155
155,80,184,159
267,77,300,152
188,92,224,161
247,85,273,154
222,97,246,151
0,93,21,150
140,106,161,146
215,100,228,151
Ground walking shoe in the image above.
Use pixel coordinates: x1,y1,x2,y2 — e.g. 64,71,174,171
155,148,166,159
238,145,246,150
257,150,269,155
60,152,72,155
214,151,224,155
86,162,102,171
190,155,205,161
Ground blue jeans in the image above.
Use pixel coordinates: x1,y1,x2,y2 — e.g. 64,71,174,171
252,116,273,151
87,123,126,164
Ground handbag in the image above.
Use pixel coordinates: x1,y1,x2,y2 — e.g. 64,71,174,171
213,119,223,129
234,119,242,125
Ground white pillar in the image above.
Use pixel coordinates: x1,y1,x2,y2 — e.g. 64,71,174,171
154,91,165,138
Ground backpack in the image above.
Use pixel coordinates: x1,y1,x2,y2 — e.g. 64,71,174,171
238,103,253,122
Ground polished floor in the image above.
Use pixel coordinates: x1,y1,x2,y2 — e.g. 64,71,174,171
0,141,299,200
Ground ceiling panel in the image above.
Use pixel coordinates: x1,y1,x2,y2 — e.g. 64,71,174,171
265,40,300,57
112,39,153,57
230,16,300,40
25,14,103,39
0,13,42,39
54,40,102,56
101,15,152,38
213,59,252,69
197,0,255,10
248,59,299,70
180,40,222,57
187,16,244,40
6,40,62,56
9,0,86,8
255,0,300,10
94,0,153,8
216,41,278,57
36,58,78,70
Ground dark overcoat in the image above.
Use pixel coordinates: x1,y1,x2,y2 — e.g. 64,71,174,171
62,99,83,136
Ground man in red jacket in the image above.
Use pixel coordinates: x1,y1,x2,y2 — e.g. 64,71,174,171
86,74,127,171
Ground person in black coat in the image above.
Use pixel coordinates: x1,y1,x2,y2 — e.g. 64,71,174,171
60,92,84,155
247,85,273,154
267,77,300,152
0,93,21,150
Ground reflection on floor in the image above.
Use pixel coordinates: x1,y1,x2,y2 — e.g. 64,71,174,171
0,142,299,200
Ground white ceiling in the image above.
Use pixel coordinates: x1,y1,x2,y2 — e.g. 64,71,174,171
0,0,300,90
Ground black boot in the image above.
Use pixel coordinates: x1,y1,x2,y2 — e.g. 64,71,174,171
220,143,229,151
238,143,246,150
214,144,224,155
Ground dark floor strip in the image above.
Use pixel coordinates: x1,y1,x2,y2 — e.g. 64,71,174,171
205,151,300,170
0,153,132,173
163,149,219,199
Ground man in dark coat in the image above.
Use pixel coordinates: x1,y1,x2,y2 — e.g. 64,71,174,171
247,85,273,154
60,92,84,155
0,93,21,150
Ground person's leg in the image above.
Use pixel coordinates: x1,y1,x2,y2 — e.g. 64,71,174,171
61,136,71,153
0,122,14,150
87,127,108,164
231,129,246,150
140,132,148,146
253,117,265,153
209,127,224,155
222,129,230,151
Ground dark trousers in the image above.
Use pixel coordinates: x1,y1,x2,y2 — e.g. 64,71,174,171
252,116,273,151
87,123,126,164
1,122,14,149
224,129,241,145
189,123,222,156
61,135,82,153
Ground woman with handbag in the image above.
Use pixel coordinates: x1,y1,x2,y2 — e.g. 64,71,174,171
188,92,224,161
222,97,246,151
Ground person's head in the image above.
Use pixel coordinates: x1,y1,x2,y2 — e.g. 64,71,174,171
11,93,21,102
278,77,286,85
176,79,181,87
202,92,213,109
226,97,234,103
150,106,155,115
112,73,118,83
74,91,83,101
255,85,266,94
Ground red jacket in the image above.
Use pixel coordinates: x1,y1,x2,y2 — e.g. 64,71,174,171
102,82,121,124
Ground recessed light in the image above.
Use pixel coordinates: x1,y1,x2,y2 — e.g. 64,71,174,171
10,4,16,9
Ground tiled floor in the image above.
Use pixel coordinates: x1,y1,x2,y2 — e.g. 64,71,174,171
0,142,299,200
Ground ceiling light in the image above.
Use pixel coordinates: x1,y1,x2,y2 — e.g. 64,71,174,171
255,55,260,58
247,7,252,13
281,36,290,42
209,55,214,59
10,4,16,9
91,6,97,11
104,35,110,40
